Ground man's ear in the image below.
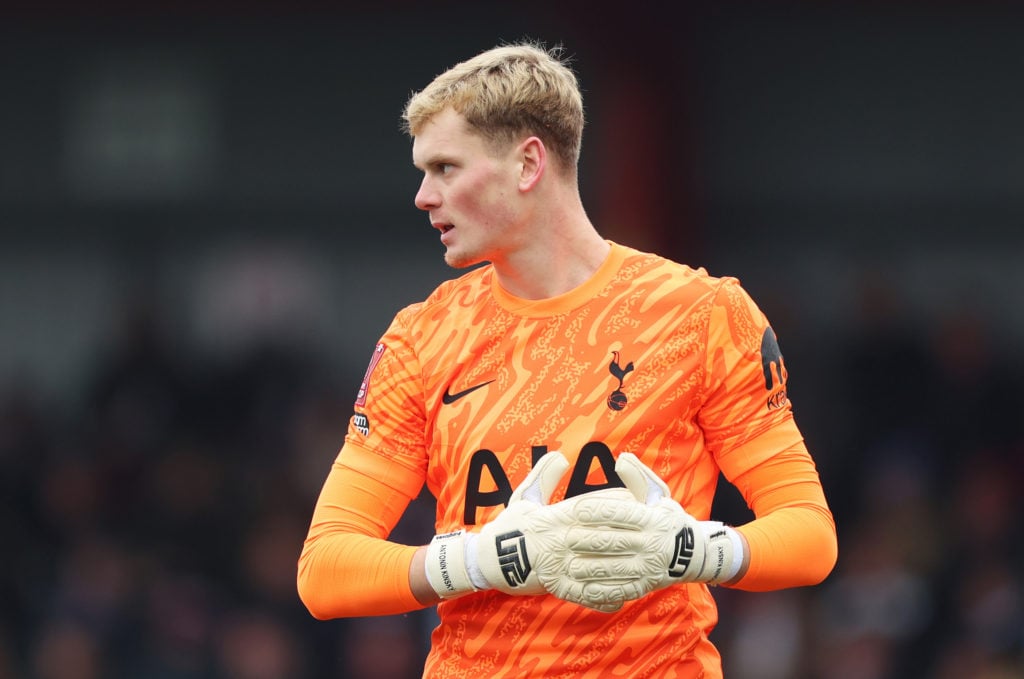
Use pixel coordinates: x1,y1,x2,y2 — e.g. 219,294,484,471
518,136,546,192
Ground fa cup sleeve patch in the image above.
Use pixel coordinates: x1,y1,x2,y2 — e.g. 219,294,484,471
355,343,386,407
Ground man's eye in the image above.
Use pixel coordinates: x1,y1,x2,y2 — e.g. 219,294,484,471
438,163,454,174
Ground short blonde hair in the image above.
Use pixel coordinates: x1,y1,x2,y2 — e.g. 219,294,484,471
402,41,585,172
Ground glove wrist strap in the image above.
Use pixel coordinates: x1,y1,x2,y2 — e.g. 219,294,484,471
424,530,477,598
721,526,745,583
699,523,744,584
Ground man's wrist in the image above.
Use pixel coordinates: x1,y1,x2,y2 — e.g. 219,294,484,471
410,546,442,605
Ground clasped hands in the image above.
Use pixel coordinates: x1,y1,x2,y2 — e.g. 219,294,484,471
424,451,744,613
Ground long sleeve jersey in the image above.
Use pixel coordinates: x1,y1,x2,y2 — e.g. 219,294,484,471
298,241,837,678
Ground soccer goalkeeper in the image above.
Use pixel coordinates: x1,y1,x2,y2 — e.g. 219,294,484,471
297,41,837,678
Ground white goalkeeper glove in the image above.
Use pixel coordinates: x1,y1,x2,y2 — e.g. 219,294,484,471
555,452,747,608
423,451,640,612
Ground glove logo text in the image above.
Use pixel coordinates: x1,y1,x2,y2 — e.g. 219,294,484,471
495,530,531,587
437,542,455,592
668,526,695,577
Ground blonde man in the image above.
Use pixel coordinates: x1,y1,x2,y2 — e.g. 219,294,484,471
299,42,837,678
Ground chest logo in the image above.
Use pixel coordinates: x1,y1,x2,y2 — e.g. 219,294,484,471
607,351,635,411
442,379,495,405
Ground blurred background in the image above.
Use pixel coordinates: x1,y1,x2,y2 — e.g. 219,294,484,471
1,1,1022,678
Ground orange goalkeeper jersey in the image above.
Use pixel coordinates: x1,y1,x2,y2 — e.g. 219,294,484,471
300,241,835,678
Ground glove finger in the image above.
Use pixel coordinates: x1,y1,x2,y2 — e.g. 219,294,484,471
510,450,570,505
541,575,627,612
562,489,661,531
590,601,624,613
566,556,638,581
615,452,670,504
577,580,651,607
576,588,627,613
593,580,654,604
566,553,665,582
564,488,652,527
564,525,648,554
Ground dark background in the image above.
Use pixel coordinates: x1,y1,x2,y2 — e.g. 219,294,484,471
2,2,1022,678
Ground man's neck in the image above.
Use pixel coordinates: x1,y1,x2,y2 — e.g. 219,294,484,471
491,224,610,300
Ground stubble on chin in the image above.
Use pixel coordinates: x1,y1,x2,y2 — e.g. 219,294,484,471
443,248,479,270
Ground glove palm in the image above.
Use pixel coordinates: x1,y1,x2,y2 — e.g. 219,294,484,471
552,453,746,608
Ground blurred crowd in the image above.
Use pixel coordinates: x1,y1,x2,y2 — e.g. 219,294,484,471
1,276,1021,679
713,282,1024,679
0,299,438,679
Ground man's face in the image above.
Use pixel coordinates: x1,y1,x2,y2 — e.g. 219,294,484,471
412,108,522,269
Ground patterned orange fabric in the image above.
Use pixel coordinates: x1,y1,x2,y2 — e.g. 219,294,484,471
299,241,834,678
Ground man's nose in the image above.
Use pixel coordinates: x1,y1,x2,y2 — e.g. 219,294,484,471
414,177,439,211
